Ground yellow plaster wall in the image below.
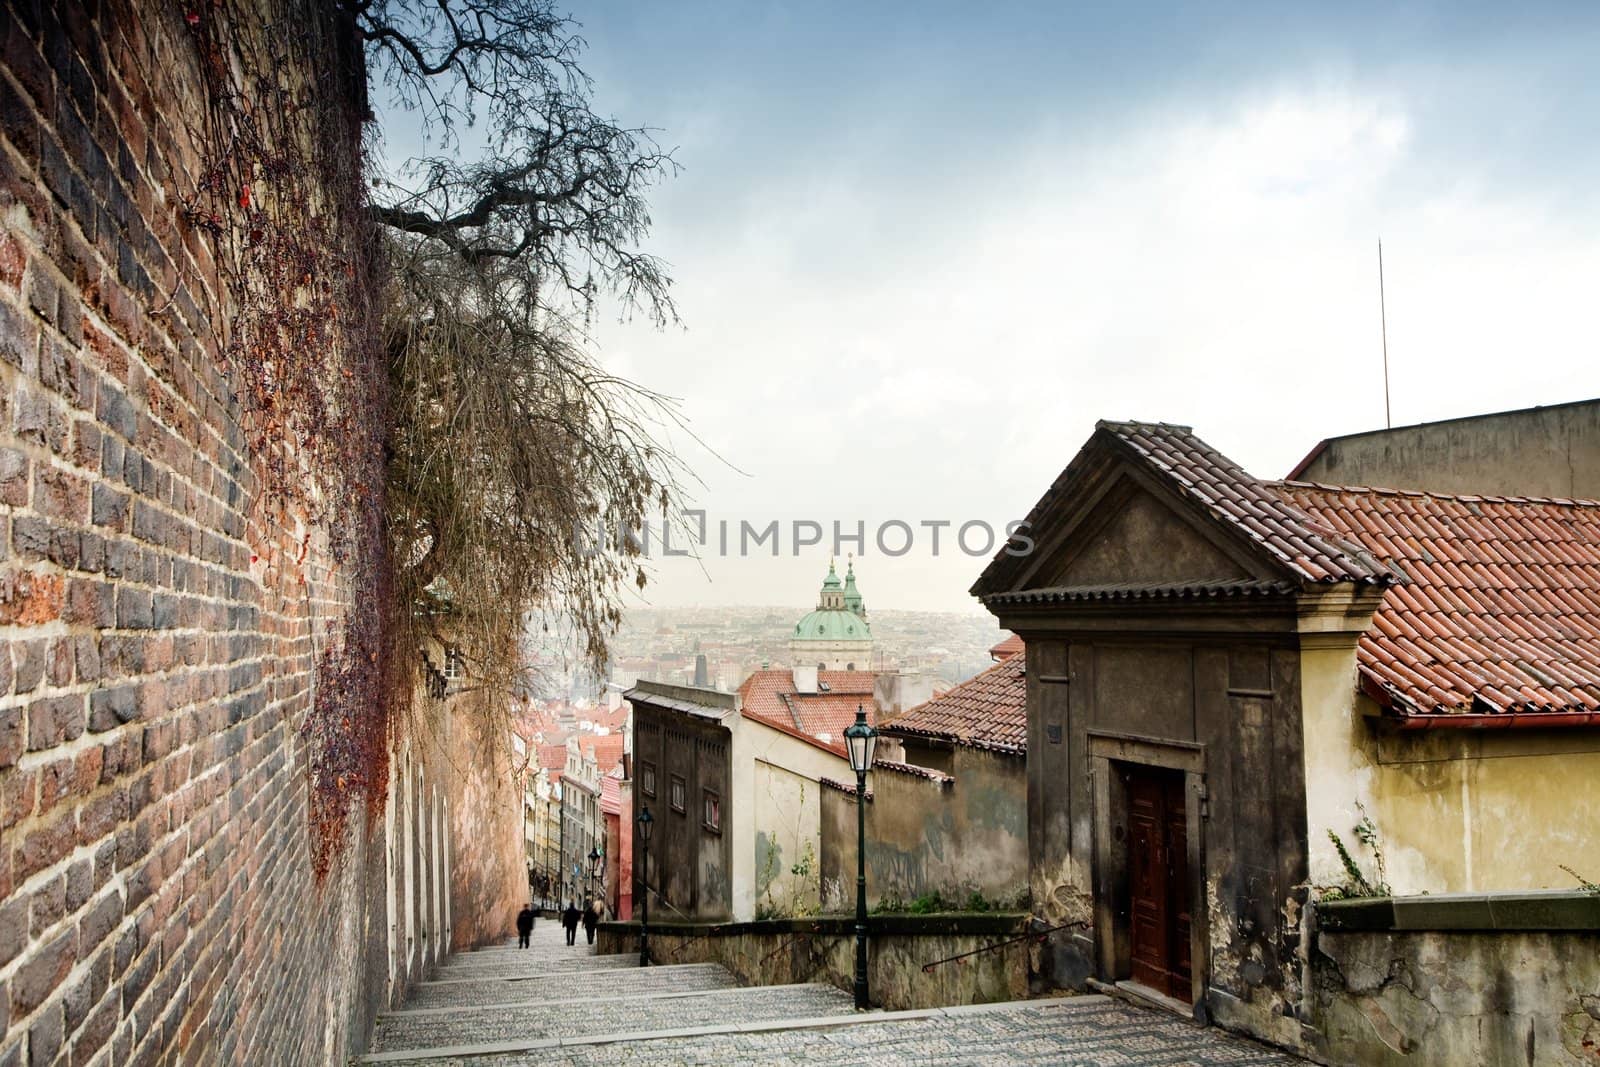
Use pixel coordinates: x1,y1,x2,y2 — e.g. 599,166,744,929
753,761,823,914
1301,639,1600,894
729,713,857,920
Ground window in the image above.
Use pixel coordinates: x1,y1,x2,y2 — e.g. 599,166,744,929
669,774,686,814
702,790,721,833
641,762,656,797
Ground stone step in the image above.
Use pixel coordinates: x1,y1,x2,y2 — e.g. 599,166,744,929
369,982,856,1055
402,963,737,1011
354,997,1131,1065
432,954,635,981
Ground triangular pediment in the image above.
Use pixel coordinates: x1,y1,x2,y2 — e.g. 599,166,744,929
974,420,1395,600
974,426,1292,597
1047,481,1255,588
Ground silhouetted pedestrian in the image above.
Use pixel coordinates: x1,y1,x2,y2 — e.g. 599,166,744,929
562,901,581,946
583,900,600,945
515,905,535,949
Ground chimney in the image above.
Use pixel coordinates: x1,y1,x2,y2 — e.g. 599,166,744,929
873,669,933,717
792,664,819,694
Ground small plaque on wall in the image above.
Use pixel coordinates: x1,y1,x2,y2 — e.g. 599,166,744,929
1046,723,1063,745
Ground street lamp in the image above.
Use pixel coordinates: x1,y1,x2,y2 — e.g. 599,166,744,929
636,807,654,967
844,704,878,1010
588,846,602,905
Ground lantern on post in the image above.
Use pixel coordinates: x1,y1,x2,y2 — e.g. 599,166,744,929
843,704,878,1010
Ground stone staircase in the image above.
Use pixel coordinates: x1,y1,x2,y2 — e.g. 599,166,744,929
355,920,1307,1065
357,919,856,1063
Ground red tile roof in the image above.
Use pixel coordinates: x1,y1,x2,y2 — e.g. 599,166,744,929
873,759,955,785
989,634,1024,660
737,669,879,755
537,744,568,774
974,421,1398,596
881,653,1027,754
1103,422,1399,586
579,734,627,776
599,773,622,816
1275,481,1600,720
982,419,1600,726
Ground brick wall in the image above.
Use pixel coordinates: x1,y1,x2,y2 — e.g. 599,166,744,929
0,2,519,1062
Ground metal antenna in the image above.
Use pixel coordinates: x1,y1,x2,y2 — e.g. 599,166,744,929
1378,239,1392,428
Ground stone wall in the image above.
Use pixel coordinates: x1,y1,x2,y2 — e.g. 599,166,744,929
0,4,518,1062
819,749,1026,913
630,687,734,921
1290,398,1600,499
595,913,1033,1010
1308,893,1600,1067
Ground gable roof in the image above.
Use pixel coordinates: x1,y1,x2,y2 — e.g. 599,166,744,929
579,734,627,776
537,744,568,774
881,651,1026,755
974,420,1399,596
737,669,879,755
599,773,622,816
1276,480,1600,722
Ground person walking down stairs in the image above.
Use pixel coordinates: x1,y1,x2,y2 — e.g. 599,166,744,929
582,900,600,945
561,901,581,946
515,905,535,949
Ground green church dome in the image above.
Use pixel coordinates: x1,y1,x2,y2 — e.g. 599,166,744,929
793,609,872,640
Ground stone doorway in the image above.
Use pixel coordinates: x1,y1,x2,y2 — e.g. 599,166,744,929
1089,731,1209,1014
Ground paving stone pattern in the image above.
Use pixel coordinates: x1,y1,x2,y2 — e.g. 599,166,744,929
403,962,736,1011
365,921,1306,1065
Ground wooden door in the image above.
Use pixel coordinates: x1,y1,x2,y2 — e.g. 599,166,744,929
1126,766,1191,1001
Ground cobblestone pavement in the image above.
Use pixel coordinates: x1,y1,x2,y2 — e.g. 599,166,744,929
360,922,1305,1066
403,962,737,1011
371,983,855,1051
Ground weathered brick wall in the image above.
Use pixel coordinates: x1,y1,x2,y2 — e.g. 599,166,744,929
0,2,519,1063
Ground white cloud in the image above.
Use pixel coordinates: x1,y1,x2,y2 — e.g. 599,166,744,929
596,87,1600,613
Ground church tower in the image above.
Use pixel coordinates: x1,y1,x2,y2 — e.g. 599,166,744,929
789,558,873,671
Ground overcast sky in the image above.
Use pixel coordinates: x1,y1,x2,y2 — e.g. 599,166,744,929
391,2,1600,616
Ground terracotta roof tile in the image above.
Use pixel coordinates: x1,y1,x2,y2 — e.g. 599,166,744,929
736,669,880,754
578,734,627,775
880,653,1026,754
974,421,1400,597
1101,422,1399,587
989,633,1024,660
1275,481,1600,719
873,759,954,786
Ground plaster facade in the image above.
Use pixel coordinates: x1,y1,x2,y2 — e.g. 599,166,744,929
820,746,1026,912
1290,398,1600,499
1304,633,1600,895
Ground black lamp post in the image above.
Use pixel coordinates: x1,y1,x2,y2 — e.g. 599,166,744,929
843,704,878,1010
588,846,602,905
636,806,654,967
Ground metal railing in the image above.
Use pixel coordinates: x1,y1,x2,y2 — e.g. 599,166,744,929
919,919,1089,974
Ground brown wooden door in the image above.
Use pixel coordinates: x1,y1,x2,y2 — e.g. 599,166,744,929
1126,767,1192,1001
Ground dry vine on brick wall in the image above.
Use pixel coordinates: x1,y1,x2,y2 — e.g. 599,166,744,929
178,0,392,876
179,0,687,875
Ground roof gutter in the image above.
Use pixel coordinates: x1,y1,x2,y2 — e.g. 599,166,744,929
1392,710,1600,730
1362,674,1600,729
